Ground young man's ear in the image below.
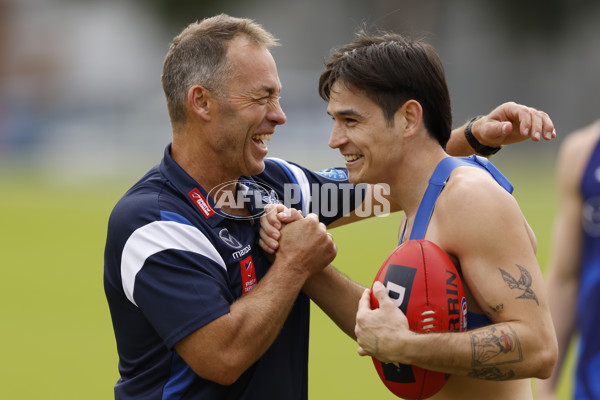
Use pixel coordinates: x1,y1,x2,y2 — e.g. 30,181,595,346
188,85,212,121
400,100,423,138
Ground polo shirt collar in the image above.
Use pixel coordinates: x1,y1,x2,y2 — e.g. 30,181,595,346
159,144,267,227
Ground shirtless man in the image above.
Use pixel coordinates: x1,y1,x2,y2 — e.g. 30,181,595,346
261,29,557,399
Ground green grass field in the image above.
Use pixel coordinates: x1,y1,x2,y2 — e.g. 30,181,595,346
0,154,574,399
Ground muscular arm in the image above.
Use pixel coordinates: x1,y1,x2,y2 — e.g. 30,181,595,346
446,102,556,157
259,205,365,338
356,170,557,380
302,265,365,339
327,183,397,228
330,102,557,228
443,176,556,380
175,214,336,385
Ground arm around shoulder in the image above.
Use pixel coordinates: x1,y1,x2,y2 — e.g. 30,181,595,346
446,102,556,157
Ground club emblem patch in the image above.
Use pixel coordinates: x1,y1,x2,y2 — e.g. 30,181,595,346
315,168,348,181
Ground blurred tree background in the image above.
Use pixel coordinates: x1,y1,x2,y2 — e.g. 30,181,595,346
2,0,599,179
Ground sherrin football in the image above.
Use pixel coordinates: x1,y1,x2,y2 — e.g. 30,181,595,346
370,239,467,400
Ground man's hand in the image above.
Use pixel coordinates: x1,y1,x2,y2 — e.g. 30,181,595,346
259,204,303,255
355,281,410,363
276,212,337,278
473,101,556,147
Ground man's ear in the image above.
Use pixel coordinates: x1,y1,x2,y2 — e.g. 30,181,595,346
188,85,212,122
400,100,423,138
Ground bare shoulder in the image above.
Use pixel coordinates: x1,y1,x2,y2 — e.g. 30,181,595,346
432,165,527,253
440,166,518,217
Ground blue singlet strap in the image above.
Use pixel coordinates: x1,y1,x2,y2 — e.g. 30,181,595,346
403,155,513,244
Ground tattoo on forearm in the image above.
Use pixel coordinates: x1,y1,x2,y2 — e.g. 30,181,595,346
499,264,539,305
468,366,515,380
468,324,522,380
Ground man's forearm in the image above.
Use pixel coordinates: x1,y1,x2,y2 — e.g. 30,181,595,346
446,122,477,156
303,265,365,339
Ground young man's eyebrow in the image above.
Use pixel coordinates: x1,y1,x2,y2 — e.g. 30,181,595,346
328,108,361,118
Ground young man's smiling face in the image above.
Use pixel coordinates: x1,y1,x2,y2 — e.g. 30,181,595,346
327,81,405,186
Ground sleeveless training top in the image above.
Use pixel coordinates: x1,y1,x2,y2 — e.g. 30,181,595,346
400,155,513,329
574,134,600,399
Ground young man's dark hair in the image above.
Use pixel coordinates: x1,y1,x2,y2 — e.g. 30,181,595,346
319,29,452,148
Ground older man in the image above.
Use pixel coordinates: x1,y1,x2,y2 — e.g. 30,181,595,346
104,15,556,399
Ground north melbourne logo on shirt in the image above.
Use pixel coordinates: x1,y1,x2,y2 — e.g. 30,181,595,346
315,168,348,181
219,228,243,249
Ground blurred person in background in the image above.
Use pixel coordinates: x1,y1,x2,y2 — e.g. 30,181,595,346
0,0,59,159
104,14,556,399
537,120,600,400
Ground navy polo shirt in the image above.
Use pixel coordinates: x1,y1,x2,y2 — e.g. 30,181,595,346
103,145,365,399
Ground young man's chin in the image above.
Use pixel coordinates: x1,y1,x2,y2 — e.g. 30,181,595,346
347,174,361,186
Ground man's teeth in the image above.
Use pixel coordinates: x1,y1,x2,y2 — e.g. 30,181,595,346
253,134,271,141
344,154,362,162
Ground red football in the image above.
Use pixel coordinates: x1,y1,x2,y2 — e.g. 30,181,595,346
370,239,467,400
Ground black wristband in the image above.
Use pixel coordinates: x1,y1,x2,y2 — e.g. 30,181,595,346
464,115,502,156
